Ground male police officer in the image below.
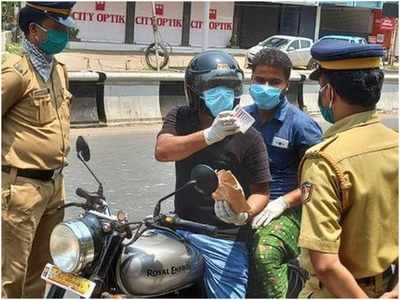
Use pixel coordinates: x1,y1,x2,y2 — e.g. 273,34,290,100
155,50,271,298
2,2,75,298
297,40,398,298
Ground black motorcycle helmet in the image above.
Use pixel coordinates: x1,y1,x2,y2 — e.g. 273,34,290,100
184,50,244,113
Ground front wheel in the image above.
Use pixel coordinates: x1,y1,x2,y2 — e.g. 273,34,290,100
46,284,66,298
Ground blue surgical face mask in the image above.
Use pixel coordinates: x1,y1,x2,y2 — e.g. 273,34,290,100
201,86,235,117
249,84,282,110
318,84,335,123
36,24,69,55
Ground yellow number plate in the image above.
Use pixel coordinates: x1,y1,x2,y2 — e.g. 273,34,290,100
41,263,96,298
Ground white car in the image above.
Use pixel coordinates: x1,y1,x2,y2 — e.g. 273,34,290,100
246,35,314,69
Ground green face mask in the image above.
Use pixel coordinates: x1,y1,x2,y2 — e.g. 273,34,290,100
318,84,335,123
36,24,69,55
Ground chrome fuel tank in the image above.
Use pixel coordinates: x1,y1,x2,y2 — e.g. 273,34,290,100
116,229,203,297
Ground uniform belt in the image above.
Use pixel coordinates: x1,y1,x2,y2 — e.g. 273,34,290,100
356,266,394,285
2,165,62,181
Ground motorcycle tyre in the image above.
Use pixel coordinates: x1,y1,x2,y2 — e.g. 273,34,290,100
46,284,66,298
286,258,309,298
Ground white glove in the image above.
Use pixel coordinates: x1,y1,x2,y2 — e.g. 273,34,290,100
203,111,240,145
214,200,249,226
251,196,289,229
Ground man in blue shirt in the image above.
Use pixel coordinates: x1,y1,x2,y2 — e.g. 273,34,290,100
245,48,323,298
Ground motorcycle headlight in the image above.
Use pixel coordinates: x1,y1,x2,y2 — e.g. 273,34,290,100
50,220,95,273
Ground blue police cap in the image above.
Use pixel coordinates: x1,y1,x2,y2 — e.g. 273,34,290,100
309,40,384,80
25,2,76,28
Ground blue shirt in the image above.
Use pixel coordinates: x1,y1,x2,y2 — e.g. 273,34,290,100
245,100,323,200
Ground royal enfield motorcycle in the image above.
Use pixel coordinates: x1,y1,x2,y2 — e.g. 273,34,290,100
42,136,219,298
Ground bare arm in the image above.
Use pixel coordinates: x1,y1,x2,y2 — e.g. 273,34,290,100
247,183,269,218
155,132,208,162
309,251,368,298
283,188,302,208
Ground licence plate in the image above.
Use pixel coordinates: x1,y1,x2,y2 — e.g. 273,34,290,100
41,263,96,298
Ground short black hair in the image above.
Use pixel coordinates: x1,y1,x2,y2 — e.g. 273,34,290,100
18,6,48,35
251,48,292,81
322,68,384,108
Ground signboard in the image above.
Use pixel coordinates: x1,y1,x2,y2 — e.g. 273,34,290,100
71,2,126,43
189,2,234,48
372,9,396,48
134,2,183,46
379,18,395,31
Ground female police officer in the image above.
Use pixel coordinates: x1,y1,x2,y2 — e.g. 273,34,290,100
297,40,398,298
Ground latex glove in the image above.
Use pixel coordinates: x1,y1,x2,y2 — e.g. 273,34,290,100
251,196,289,229
214,200,249,226
203,111,240,145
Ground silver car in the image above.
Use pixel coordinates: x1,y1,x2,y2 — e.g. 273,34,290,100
246,35,314,69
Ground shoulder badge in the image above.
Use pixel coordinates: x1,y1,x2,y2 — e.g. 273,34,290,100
300,182,313,204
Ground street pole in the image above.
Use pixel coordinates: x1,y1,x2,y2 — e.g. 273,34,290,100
202,1,210,51
388,19,398,66
151,2,160,72
314,4,321,42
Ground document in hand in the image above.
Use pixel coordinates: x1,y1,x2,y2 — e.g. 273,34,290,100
212,169,251,214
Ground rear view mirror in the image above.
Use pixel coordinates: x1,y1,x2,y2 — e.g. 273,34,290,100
76,136,90,162
191,164,218,195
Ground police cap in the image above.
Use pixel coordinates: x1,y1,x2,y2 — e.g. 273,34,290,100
309,40,384,80
22,2,76,29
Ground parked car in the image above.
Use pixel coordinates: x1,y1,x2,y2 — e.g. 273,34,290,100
318,35,368,45
246,35,314,69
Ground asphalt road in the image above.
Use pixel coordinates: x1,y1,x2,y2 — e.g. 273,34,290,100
50,113,397,297
64,113,398,221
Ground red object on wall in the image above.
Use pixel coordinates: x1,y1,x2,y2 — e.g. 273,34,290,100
209,9,217,20
155,4,164,16
95,2,105,11
371,9,395,49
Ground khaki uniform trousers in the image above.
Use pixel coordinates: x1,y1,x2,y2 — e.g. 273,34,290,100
299,272,396,298
2,169,65,298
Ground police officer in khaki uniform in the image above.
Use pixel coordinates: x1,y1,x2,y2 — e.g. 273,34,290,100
297,40,398,298
2,2,76,298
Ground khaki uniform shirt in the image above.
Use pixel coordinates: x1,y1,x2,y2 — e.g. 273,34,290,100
2,53,71,169
298,110,398,279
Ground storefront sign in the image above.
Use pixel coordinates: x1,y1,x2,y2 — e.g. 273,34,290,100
134,2,183,46
379,18,395,31
189,2,234,47
71,2,126,43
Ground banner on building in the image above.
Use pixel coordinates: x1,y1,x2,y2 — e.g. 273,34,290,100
134,2,183,46
71,2,126,43
189,2,234,47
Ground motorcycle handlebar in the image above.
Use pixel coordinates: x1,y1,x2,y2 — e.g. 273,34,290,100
76,187,91,199
171,216,218,234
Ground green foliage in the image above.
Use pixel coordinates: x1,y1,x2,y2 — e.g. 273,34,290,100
2,2,20,31
69,27,81,42
5,42,22,55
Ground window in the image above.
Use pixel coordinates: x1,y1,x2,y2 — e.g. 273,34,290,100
300,40,311,48
261,37,290,49
288,40,300,50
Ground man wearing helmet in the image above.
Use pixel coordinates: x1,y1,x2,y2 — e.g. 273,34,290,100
155,50,271,298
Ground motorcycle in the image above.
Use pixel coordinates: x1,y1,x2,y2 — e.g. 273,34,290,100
41,136,219,298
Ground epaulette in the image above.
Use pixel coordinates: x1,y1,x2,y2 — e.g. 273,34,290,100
304,135,338,155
